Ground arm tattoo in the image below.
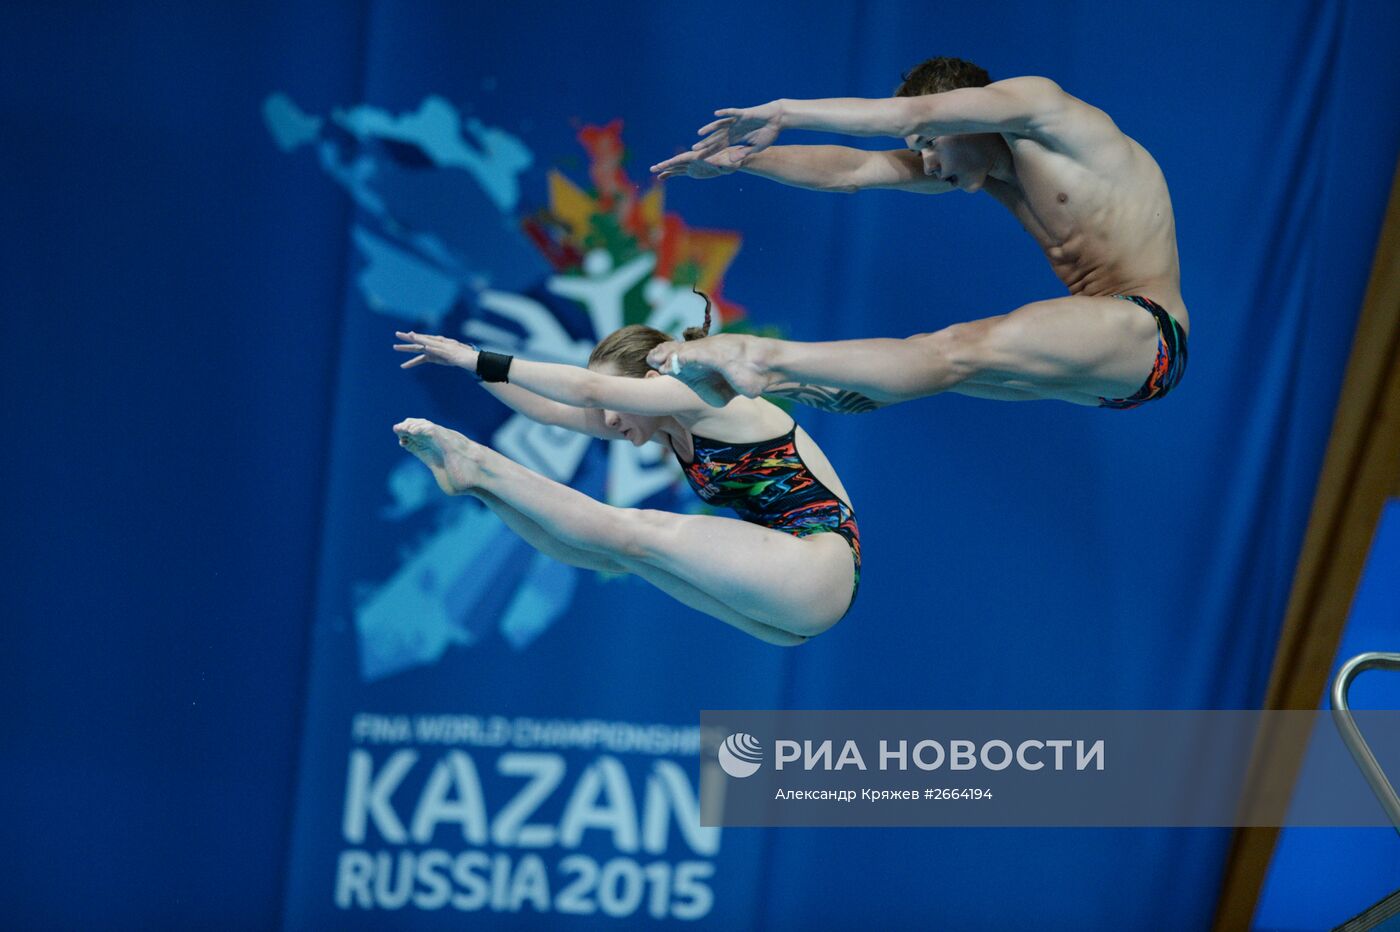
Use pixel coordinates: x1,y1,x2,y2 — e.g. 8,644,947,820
765,382,883,414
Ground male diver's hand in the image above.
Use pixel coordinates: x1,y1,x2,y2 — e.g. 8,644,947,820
691,100,785,160
394,331,478,370
650,146,744,180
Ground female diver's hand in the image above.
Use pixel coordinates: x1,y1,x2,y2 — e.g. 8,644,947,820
394,331,478,370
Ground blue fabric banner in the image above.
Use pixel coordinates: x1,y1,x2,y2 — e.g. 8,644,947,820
266,2,1400,917
264,3,1400,928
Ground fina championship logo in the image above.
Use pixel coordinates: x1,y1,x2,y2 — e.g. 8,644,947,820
264,94,766,679
717,733,764,778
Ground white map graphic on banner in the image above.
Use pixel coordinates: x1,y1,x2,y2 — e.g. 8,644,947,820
265,94,704,680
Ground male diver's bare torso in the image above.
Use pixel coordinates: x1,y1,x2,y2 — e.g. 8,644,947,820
985,110,1189,335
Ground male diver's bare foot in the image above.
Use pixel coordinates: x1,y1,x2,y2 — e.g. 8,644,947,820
393,418,483,496
645,333,777,406
670,362,740,408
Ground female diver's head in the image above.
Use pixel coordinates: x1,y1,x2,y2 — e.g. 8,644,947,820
586,290,712,446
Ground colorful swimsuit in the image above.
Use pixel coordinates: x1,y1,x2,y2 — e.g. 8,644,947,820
1098,294,1189,409
670,423,861,612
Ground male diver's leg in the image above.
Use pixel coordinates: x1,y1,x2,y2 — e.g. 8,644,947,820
950,296,1161,401
647,294,1159,406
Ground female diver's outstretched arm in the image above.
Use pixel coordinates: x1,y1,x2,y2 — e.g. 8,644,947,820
394,330,620,439
395,330,710,420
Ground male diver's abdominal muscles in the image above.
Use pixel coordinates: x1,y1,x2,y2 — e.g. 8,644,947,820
1044,236,1178,296
1052,257,1179,301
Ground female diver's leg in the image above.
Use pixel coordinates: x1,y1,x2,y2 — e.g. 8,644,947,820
473,490,624,574
394,418,852,638
610,511,853,637
475,490,806,646
614,558,808,646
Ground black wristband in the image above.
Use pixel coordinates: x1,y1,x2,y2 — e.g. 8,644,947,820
476,351,513,383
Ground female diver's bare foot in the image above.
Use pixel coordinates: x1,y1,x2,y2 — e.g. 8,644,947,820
393,418,483,495
645,333,777,406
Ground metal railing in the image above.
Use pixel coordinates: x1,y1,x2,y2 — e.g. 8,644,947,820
1331,651,1400,836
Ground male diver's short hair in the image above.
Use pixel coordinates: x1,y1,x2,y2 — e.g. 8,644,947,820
896,57,991,97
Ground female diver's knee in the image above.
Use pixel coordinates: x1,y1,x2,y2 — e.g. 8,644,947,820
776,609,842,640
613,508,678,561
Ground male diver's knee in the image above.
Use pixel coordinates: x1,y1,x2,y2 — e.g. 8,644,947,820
939,316,1025,378
881,330,976,395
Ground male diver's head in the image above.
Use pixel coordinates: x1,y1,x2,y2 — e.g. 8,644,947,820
897,56,1004,193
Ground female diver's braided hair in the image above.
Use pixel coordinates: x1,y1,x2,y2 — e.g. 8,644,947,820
588,287,714,378
681,287,712,342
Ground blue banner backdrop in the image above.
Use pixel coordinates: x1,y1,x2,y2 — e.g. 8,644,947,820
269,4,1400,928
4,2,1400,929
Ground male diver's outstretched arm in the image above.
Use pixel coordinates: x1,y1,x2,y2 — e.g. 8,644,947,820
680,78,1066,162
759,78,1062,140
652,144,952,195
680,79,1132,174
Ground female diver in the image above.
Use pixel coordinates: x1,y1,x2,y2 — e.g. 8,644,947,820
391,297,860,646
